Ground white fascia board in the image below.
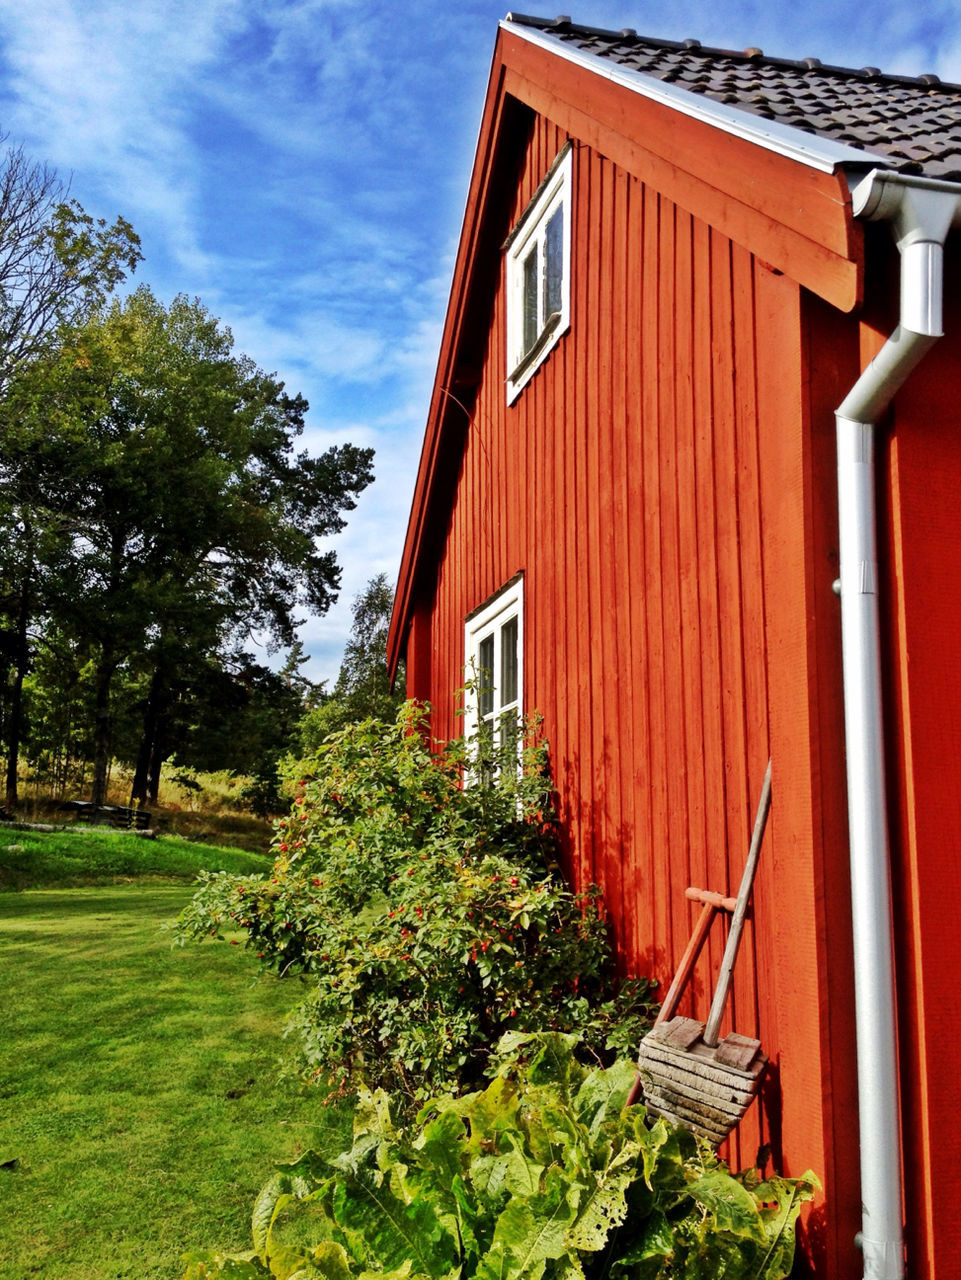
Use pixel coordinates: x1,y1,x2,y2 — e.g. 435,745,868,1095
501,20,883,176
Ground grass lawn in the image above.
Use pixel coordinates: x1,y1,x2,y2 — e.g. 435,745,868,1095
0,884,350,1280
0,825,273,891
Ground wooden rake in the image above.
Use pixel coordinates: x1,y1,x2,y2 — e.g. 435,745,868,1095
627,760,772,1145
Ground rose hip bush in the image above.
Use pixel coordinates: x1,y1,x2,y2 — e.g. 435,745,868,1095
177,702,655,1103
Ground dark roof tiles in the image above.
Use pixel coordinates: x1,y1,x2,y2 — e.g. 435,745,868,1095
506,13,961,181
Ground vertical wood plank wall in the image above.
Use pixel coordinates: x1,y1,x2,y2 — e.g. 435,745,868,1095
879,259,961,1279
405,117,859,1267
425,117,762,1134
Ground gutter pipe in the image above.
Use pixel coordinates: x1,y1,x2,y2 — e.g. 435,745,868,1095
836,169,961,1280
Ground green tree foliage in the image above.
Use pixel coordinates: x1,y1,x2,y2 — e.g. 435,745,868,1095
1,286,373,806
299,573,405,751
182,1033,817,1280
0,137,142,806
178,705,655,1104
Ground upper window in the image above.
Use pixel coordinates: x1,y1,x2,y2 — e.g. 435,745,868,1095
464,576,523,777
505,145,572,404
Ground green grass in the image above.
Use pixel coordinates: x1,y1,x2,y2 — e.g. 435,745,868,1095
0,885,351,1280
0,826,273,891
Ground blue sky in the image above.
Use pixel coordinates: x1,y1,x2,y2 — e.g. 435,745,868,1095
0,0,958,686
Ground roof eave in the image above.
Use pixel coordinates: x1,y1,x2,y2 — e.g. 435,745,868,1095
501,19,885,178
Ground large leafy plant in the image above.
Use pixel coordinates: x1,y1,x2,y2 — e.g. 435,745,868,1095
178,704,653,1103
182,1033,816,1280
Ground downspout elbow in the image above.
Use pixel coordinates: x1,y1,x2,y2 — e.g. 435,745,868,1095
837,323,939,427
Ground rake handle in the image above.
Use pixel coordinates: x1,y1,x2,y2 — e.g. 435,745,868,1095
655,902,717,1026
703,759,772,1048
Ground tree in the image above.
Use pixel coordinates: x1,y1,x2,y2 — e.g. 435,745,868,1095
0,136,142,805
299,573,406,750
5,286,373,806
0,136,141,388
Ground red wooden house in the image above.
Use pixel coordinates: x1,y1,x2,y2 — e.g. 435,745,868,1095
386,15,961,1279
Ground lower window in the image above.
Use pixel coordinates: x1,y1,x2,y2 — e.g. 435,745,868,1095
464,576,523,777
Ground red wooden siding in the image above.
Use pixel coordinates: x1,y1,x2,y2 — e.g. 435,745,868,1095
402,117,865,1263
877,250,961,1279
388,27,961,1278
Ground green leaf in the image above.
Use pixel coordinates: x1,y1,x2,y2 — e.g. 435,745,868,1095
181,1252,270,1278
525,1034,580,1089
353,1089,395,1141
277,1150,334,1189
501,1132,544,1198
470,1153,510,1206
553,1256,586,1280
748,1172,819,1280
489,1168,575,1276
566,1162,637,1254
572,1060,636,1135
355,892,391,928
356,1267,419,1280
416,1108,469,1190
460,1077,520,1154
686,1170,762,1235
634,1114,687,1194
252,1176,292,1264
303,1242,353,1280
609,1207,675,1272
450,1173,482,1261
476,1244,542,1280
472,1244,515,1280
333,1162,458,1277
269,1243,310,1280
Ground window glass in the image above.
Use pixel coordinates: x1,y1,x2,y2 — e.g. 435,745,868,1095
478,634,495,718
544,207,564,318
501,615,518,706
522,249,539,356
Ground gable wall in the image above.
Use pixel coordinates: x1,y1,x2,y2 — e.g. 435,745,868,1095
405,114,861,1273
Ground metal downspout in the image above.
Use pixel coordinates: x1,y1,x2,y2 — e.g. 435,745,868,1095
836,170,961,1280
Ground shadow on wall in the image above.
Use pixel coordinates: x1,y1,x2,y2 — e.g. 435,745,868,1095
555,733,724,1009
556,735,679,990
555,731,788,1182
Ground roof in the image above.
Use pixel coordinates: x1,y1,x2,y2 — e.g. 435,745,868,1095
506,13,961,182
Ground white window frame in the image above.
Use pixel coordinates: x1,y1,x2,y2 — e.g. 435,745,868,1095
505,144,573,404
464,576,524,772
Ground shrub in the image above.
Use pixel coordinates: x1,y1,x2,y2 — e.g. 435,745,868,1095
181,1032,817,1280
239,753,287,818
176,703,655,1103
